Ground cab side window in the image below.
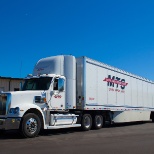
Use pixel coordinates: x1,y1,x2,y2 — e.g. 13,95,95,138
58,78,64,91
53,78,65,91
53,78,58,90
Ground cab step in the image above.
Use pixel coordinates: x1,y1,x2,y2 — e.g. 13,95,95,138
47,124,81,129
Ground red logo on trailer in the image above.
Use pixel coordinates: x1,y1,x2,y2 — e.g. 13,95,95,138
103,75,128,90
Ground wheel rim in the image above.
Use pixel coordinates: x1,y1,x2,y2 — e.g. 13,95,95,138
84,116,91,128
26,118,38,134
96,116,102,127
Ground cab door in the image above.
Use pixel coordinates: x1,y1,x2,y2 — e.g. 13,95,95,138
50,77,65,110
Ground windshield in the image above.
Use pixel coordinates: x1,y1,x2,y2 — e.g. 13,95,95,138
22,77,52,91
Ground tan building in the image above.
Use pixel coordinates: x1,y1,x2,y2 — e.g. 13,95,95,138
0,76,24,92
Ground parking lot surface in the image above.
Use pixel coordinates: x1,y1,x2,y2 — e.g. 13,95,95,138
0,122,154,154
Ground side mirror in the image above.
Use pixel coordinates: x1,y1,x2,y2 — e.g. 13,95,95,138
59,86,64,92
54,91,59,95
50,91,59,96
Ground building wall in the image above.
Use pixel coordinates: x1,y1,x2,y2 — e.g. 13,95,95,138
0,77,24,92
0,78,9,91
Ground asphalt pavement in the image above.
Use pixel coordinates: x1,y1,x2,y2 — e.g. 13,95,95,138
0,122,154,154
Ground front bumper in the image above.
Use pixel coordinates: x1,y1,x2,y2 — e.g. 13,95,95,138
0,117,21,130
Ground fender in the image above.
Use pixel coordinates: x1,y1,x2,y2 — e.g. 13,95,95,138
8,103,47,129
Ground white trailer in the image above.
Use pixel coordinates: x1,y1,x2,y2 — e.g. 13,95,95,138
76,57,154,124
0,55,154,137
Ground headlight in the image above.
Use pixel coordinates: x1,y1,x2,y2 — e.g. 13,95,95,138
35,96,46,103
9,107,20,114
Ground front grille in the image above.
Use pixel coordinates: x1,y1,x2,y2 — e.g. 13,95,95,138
0,94,7,115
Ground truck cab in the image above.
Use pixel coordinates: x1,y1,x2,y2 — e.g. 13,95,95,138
23,74,66,110
0,55,80,138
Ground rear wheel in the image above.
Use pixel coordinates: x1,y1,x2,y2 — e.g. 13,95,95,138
81,114,92,131
20,113,41,138
93,115,103,129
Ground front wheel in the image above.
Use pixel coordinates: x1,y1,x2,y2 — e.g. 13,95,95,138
81,114,92,131
20,113,41,138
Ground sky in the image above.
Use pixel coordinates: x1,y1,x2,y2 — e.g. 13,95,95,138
0,0,154,80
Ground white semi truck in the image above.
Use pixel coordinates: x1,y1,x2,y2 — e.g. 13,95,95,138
0,55,154,138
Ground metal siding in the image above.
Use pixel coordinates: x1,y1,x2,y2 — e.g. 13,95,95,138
97,66,108,106
150,84,153,107
116,71,125,106
124,75,132,106
83,57,86,108
148,83,152,107
143,82,148,107
131,78,138,107
0,78,24,92
76,56,154,110
107,68,117,105
0,79,9,91
10,80,19,91
85,62,97,105
137,80,143,107
64,56,76,109
76,57,85,109
112,111,150,122
151,84,154,107
76,58,83,97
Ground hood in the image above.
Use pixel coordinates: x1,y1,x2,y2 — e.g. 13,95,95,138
8,91,46,108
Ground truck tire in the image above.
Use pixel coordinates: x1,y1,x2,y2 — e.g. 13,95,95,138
93,115,103,129
20,113,41,138
81,114,92,131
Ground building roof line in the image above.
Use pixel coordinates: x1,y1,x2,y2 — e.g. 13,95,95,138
0,76,24,80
